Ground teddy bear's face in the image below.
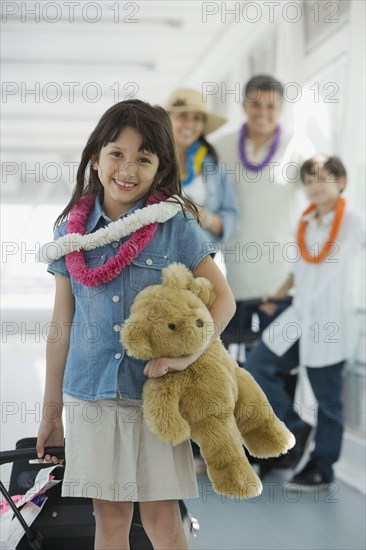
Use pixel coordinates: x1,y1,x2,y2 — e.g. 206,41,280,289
121,284,213,360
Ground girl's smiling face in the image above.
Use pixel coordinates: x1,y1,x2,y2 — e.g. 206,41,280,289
92,126,160,220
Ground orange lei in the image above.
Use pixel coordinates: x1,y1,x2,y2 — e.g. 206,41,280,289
297,197,346,263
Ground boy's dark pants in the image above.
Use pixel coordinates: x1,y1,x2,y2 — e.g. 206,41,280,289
245,339,345,480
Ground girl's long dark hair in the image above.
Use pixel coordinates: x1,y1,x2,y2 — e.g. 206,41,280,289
54,99,199,227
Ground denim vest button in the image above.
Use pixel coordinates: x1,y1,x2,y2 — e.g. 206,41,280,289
114,352,122,359
113,324,121,332
112,242,119,248
145,258,153,265
112,295,120,303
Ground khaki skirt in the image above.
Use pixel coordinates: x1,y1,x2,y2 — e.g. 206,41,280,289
62,394,199,502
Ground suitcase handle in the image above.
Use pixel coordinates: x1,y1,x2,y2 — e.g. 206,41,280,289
0,446,65,466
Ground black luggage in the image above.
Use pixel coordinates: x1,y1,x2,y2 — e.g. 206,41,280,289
0,438,196,549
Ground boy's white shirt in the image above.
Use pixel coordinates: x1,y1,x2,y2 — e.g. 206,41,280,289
262,207,365,368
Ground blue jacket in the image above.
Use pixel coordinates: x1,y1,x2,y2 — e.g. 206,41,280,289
201,154,240,244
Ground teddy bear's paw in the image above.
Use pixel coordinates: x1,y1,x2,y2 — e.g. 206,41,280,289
243,422,296,458
283,431,296,452
209,465,262,499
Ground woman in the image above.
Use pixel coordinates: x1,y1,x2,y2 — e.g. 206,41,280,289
166,88,239,245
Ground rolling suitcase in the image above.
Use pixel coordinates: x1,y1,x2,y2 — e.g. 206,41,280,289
0,438,197,549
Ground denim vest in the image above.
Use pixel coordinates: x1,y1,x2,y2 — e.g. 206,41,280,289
48,195,216,401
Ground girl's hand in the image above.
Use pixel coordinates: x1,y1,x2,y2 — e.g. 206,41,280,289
259,296,278,317
143,356,194,378
36,418,64,464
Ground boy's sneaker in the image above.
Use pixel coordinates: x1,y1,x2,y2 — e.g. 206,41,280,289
288,460,333,490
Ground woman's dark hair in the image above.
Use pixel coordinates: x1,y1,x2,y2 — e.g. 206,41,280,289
244,74,284,102
199,135,219,164
301,155,347,191
54,99,199,227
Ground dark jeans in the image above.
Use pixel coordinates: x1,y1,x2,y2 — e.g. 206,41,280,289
245,339,345,480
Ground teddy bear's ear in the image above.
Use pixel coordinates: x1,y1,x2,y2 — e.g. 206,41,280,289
161,263,216,308
189,277,216,309
161,263,195,289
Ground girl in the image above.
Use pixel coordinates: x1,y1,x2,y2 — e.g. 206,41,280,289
36,99,236,550
166,88,239,244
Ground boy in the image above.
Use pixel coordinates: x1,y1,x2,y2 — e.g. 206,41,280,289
245,155,365,488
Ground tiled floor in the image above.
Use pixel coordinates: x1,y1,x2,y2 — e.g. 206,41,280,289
189,470,365,550
2,336,365,550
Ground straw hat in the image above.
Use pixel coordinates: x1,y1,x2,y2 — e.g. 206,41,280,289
165,88,227,135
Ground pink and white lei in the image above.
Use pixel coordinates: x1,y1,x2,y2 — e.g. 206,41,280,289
39,194,181,287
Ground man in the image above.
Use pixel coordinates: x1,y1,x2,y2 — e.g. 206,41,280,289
215,75,315,471
215,74,314,346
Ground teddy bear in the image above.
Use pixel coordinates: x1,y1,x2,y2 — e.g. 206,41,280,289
120,263,295,499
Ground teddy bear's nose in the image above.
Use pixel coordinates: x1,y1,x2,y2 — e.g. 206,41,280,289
168,323,176,330
195,319,204,328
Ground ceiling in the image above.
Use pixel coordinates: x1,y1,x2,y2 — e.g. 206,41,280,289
2,0,256,292
1,0,243,201
2,1,358,204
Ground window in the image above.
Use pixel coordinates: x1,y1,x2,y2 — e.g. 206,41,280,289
294,54,347,153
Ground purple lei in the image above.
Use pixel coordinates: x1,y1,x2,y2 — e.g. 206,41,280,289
238,123,281,172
